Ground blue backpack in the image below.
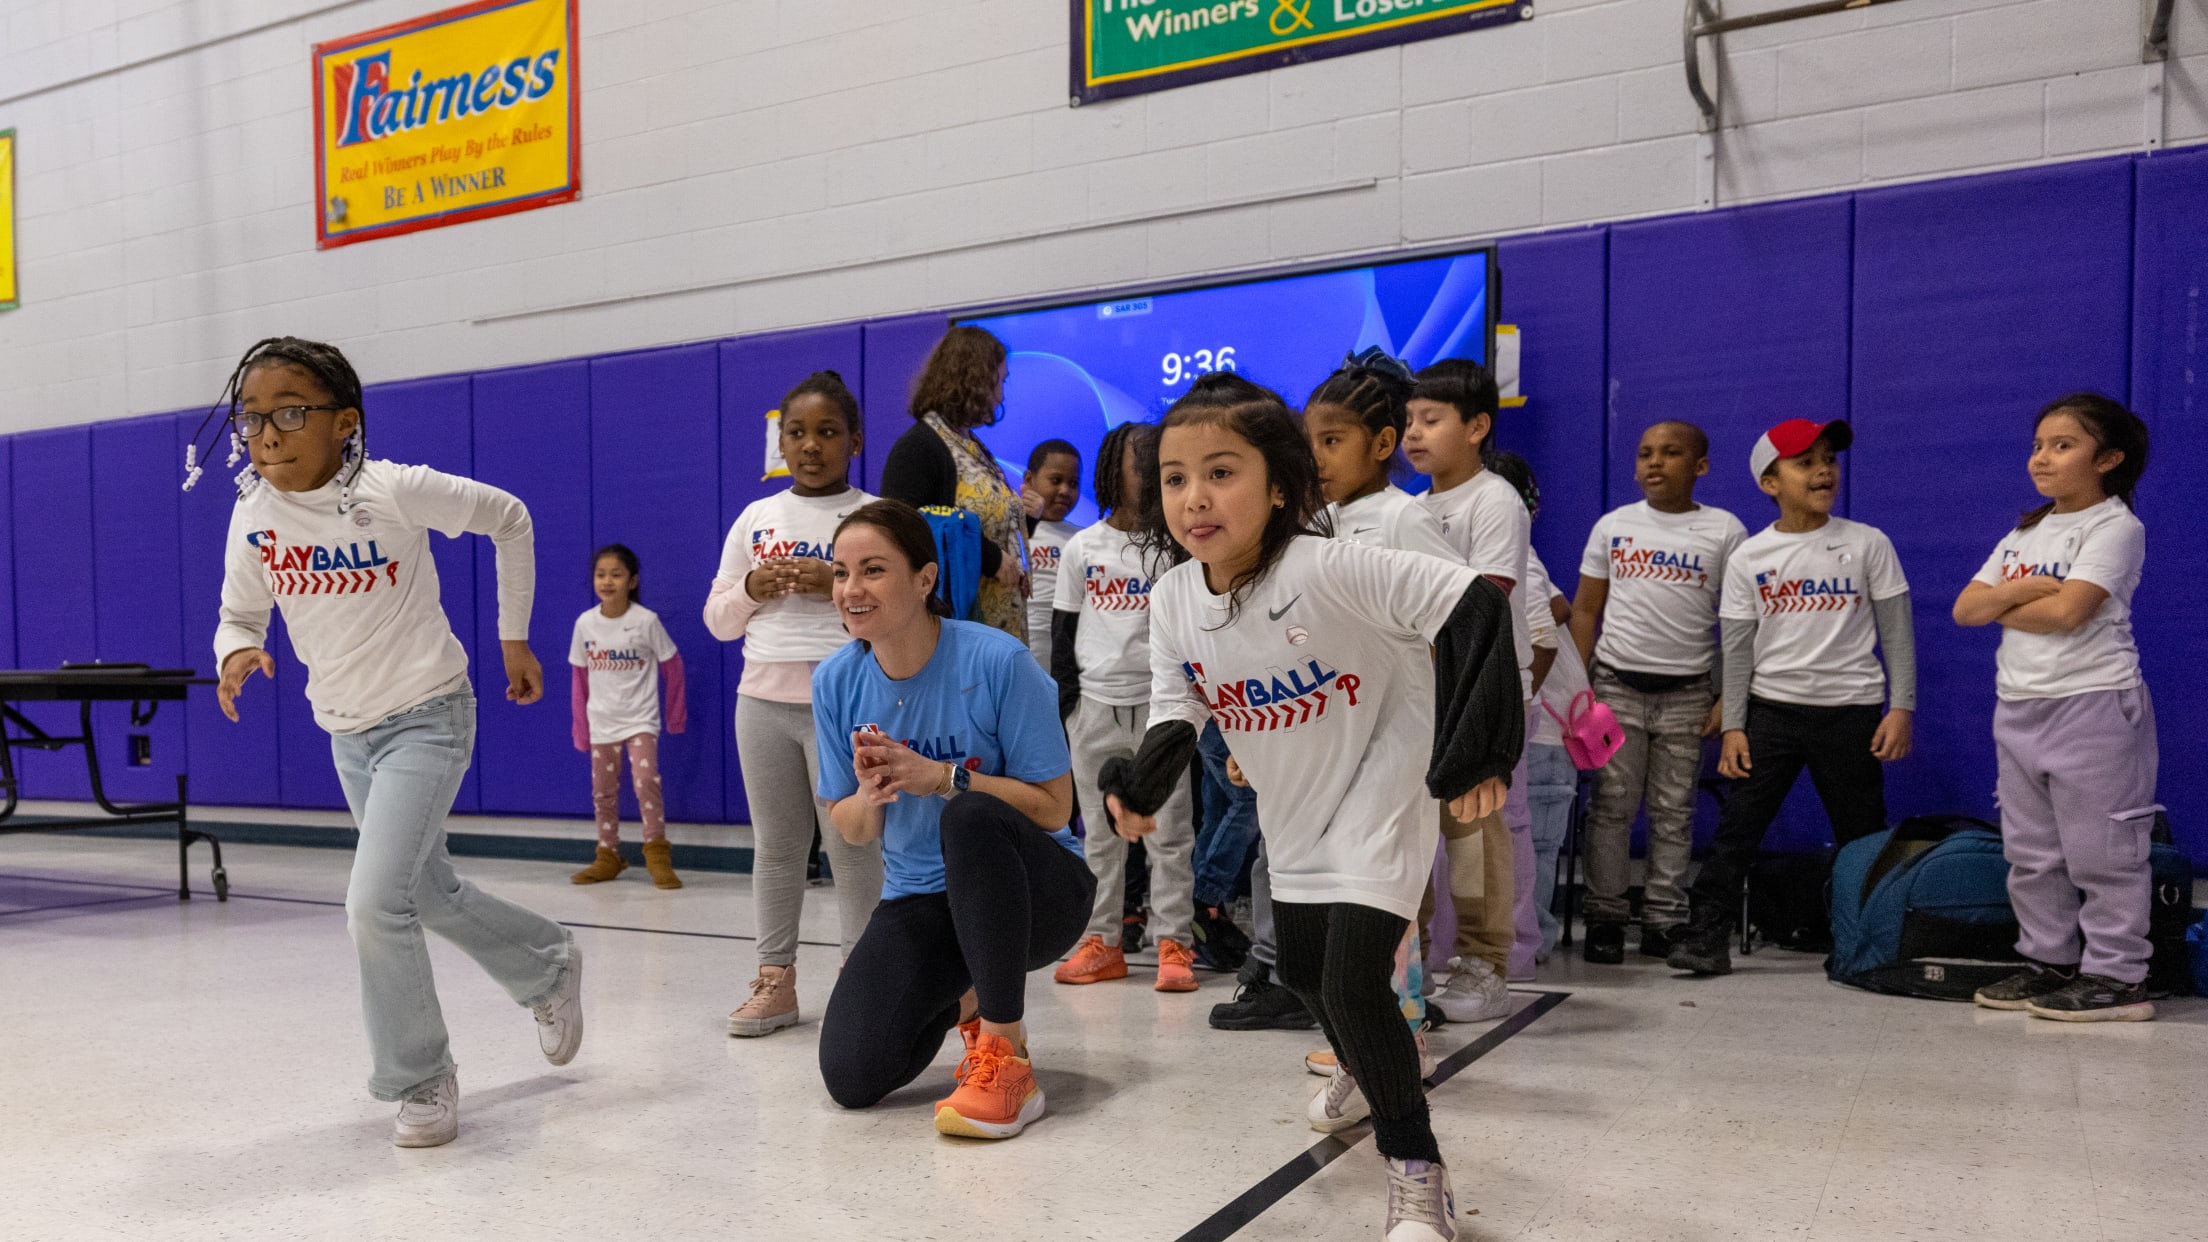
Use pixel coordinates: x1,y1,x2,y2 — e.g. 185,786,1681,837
1828,816,2023,1001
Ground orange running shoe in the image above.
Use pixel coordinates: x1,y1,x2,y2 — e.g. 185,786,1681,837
935,1033,1044,1139
957,1016,981,1054
1155,938,1199,992
1053,934,1128,985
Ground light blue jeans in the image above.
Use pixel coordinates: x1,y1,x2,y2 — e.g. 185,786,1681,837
1526,742,1579,958
333,690,573,1100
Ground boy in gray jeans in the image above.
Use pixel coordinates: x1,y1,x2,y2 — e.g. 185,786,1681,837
1567,422,1746,964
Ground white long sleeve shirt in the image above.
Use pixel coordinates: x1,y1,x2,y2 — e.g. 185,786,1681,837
213,459,535,734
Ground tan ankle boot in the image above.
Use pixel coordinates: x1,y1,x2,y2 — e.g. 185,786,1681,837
642,838,682,889
571,846,626,884
727,964,799,1036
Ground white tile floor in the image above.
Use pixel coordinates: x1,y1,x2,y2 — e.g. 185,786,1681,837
2,833,2202,1241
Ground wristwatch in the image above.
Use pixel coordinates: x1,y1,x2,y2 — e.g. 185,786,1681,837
940,763,971,800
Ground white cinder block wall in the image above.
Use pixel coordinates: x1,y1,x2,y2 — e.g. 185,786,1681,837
0,0,2200,431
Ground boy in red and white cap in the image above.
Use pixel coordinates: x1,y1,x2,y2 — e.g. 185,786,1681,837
1667,419,1917,976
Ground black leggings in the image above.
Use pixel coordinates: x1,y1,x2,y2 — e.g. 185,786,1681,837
818,792,1096,1109
1274,899,1439,1163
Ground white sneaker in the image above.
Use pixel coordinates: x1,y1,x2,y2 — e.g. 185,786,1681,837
532,946,584,1065
392,1072,458,1148
1305,1035,1437,1081
1384,1157,1457,1241
1307,1063,1370,1133
1428,957,1510,1025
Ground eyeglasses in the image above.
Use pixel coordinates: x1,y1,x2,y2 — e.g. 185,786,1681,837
231,404,345,437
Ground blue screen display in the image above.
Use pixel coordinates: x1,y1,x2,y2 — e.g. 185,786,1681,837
956,249,1493,527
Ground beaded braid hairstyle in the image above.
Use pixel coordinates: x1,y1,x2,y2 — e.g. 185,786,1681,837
1091,421,1149,520
182,336,368,511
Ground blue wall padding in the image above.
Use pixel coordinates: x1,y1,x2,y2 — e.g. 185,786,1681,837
1609,195,1855,522
87,415,189,804
10,427,98,800
369,376,480,813
716,326,866,824
176,412,285,808
1608,196,1858,852
590,344,724,824
859,314,951,494
471,361,593,817
1497,228,1610,591
2128,146,2208,862
0,441,13,671
1850,157,2136,837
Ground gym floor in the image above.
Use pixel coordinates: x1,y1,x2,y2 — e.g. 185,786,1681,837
3,834,2202,1241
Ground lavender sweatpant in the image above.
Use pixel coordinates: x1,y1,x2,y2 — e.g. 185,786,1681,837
1994,684,2160,984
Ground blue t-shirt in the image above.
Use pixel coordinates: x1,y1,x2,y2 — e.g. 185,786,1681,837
812,619,1077,899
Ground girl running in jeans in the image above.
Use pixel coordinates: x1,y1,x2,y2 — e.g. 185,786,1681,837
1103,373,1521,1242
812,500,1091,1140
194,336,579,1149
1956,394,2158,1022
707,370,886,1037
569,544,688,889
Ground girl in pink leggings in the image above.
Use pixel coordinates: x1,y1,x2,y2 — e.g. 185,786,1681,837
570,543,688,888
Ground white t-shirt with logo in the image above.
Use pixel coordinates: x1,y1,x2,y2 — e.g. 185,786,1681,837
1720,517,1909,708
214,459,534,735
569,604,680,745
1972,498,2146,701
1025,518,1078,669
1148,537,1478,919
712,488,873,664
1422,470,1533,698
1328,485,1460,565
1578,500,1747,676
1053,521,1162,707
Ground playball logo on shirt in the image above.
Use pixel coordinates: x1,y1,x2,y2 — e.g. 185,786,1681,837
1996,551,2066,582
750,527,833,561
1754,570,1860,614
1082,564,1152,612
580,641,648,672
1609,536,1709,586
1182,658,1362,734
856,722,984,769
248,529,401,596
1032,544,1062,576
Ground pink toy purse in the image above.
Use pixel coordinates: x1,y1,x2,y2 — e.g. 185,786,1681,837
1543,690,1625,771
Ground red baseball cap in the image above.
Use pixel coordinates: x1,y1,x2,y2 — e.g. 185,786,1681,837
1750,419,1851,483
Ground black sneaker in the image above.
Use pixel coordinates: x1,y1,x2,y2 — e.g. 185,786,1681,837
1973,962,2076,1011
1208,975,1317,1031
2026,973,2155,1023
1582,922,1626,965
1666,920,1732,976
1638,924,1684,960
1119,913,1148,955
1191,904,1251,972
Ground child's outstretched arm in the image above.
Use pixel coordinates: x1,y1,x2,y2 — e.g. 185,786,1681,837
1100,611,1207,839
1717,617,1757,778
1428,576,1523,822
1870,593,1916,761
213,508,276,722
661,653,688,734
399,465,540,703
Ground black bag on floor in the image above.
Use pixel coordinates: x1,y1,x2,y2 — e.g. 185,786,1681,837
1828,815,2022,1001
2148,812,2196,998
1747,849,1835,952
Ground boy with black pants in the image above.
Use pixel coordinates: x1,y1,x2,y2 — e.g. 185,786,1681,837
1669,419,1916,976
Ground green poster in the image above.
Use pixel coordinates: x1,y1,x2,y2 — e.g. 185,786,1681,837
1073,0,1528,104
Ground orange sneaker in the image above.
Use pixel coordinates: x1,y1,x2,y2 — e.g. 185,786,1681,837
935,1033,1044,1139
957,1016,981,1053
1053,934,1128,985
1155,938,1199,992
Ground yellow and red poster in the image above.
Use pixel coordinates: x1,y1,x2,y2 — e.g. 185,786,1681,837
0,129,17,310
313,0,578,249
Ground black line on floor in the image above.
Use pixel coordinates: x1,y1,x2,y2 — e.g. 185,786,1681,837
1173,989,1569,1242
0,892,170,919
0,872,843,948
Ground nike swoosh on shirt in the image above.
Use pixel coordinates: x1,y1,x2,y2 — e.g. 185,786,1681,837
1267,594,1302,621
962,683,981,694
1350,526,1375,535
